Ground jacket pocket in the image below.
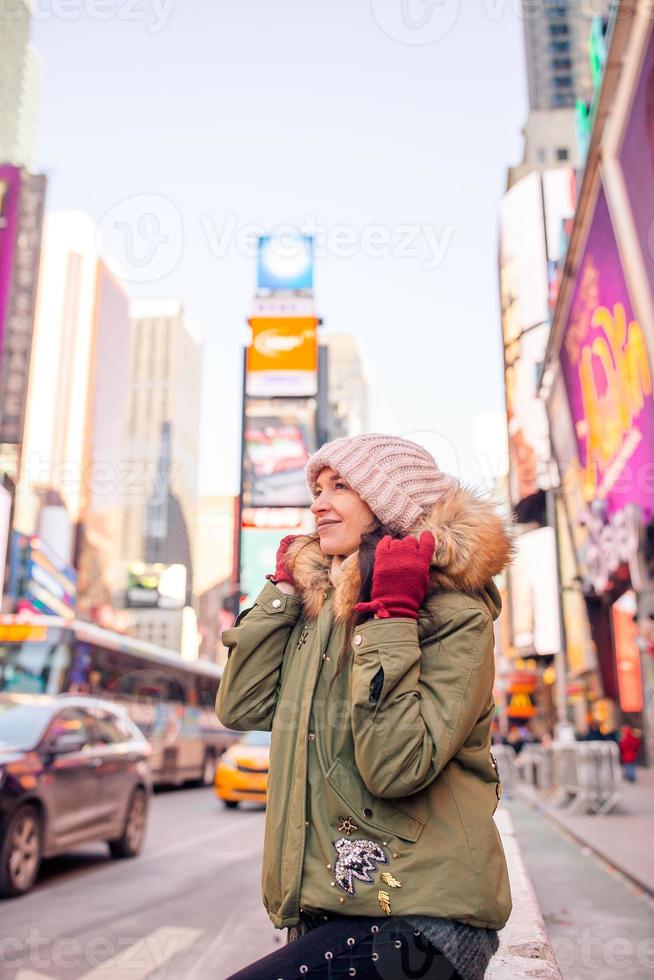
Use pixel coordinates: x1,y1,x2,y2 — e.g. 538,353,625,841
326,757,425,843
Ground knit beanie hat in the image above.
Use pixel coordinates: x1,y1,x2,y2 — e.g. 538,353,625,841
305,433,458,535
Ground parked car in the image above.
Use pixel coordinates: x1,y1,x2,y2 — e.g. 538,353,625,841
0,693,152,897
215,730,271,808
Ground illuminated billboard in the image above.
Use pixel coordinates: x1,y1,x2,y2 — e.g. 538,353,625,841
246,316,318,397
257,234,314,291
617,25,654,311
239,510,314,609
126,563,187,609
510,527,561,657
7,532,77,620
242,398,317,507
612,591,644,714
558,185,654,519
499,172,553,504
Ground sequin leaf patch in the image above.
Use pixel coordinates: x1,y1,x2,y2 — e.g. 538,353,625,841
332,837,387,895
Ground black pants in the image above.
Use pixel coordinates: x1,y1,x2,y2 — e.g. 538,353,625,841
226,916,463,979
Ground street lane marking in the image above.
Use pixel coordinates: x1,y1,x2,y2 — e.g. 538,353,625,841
15,927,202,980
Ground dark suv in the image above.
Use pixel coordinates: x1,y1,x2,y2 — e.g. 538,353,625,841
0,693,152,897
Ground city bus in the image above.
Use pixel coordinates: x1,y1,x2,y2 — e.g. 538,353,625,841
0,613,237,786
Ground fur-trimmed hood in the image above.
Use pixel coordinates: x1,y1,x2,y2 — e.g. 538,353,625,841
285,483,514,624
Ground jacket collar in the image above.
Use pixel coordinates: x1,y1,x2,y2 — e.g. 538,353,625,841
285,483,514,624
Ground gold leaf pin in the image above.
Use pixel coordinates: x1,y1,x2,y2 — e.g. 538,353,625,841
380,872,402,888
378,889,392,915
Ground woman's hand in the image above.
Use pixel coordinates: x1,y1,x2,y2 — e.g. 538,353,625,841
354,531,435,620
265,534,300,590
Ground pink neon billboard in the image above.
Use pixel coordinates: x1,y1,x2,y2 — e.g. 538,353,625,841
559,185,654,520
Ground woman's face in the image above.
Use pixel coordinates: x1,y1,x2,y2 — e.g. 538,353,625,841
310,467,376,557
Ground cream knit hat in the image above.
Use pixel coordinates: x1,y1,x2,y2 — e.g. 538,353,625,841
306,433,458,534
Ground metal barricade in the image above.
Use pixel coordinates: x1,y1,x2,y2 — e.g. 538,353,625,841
549,741,579,807
515,744,554,791
546,741,624,815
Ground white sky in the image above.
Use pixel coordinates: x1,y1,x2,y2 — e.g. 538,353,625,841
32,0,528,495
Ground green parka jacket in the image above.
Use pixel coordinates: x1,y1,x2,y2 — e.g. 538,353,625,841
216,485,514,931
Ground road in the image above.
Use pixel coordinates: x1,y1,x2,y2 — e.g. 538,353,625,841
0,787,278,980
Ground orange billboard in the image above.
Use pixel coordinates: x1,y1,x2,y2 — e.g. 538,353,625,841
246,317,318,396
612,591,644,714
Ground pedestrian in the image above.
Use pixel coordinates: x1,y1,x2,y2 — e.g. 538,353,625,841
580,719,602,741
504,727,525,754
216,434,514,979
619,724,642,783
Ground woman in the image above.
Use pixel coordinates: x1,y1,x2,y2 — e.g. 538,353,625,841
217,434,513,979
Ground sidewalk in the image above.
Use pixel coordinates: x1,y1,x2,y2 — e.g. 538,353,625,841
518,765,654,895
488,807,562,979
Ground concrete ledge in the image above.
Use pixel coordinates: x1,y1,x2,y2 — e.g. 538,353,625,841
486,806,562,979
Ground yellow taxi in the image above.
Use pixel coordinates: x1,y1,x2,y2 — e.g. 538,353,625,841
214,730,271,808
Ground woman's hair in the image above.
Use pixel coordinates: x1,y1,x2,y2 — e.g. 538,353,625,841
329,520,398,689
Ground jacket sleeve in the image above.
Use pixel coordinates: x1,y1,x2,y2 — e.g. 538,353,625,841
215,580,303,732
349,602,494,798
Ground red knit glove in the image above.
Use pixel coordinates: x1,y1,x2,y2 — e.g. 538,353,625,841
265,534,299,587
354,532,435,620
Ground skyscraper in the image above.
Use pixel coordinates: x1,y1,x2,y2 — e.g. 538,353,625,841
0,1,43,169
510,1,613,182
16,212,109,541
15,212,131,587
318,333,367,441
521,1,613,111
123,298,202,588
143,420,193,602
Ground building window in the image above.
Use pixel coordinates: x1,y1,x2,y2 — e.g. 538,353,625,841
556,147,569,161
554,74,574,88
549,23,569,35
550,40,570,54
552,57,572,70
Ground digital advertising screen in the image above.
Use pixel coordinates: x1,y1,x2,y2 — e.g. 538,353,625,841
617,25,654,310
246,316,318,397
558,184,654,519
242,398,317,507
239,509,314,609
499,171,556,503
257,234,314,291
